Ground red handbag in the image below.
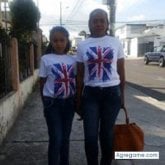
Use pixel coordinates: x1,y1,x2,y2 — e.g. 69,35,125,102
113,107,144,152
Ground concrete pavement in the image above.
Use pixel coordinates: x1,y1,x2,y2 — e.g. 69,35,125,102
0,83,165,165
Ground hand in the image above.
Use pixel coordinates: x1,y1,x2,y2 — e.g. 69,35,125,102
74,95,83,120
121,103,125,109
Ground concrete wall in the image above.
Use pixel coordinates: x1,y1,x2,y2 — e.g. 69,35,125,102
0,70,38,144
130,38,138,57
0,35,41,145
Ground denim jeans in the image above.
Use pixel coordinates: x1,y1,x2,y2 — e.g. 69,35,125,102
82,86,121,165
43,96,75,165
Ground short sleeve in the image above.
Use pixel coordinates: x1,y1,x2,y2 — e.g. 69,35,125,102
76,43,83,62
38,57,47,78
117,41,125,59
71,55,78,75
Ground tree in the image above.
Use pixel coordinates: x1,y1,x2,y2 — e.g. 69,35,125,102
9,0,40,41
9,0,41,80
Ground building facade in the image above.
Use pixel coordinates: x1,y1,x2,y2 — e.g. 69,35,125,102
0,0,10,29
115,23,165,57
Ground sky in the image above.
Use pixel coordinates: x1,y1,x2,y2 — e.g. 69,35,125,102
33,0,165,38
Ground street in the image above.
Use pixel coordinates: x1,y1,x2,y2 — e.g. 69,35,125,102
0,58,165,165
125,58,165,102
0,84,164,165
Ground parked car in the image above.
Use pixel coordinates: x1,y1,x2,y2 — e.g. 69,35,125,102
144,45,165,67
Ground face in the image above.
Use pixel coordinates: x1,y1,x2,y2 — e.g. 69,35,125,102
51,31,68,54
89,12,108,37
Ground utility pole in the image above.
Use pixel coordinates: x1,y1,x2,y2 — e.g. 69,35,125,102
108,0,116,36
4,0,8,31
59,2,69,26
36,0,39,28
60,1,62,26
110,0,116,36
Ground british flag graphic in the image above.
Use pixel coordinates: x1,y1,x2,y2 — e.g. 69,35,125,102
86,46,114,81
51,63,75,98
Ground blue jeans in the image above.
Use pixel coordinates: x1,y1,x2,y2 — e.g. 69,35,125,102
82,86,121,165
43,97,75,165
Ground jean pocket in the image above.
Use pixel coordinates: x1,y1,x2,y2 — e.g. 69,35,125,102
83,87,93,98
43,97,54,109
105,86,121,99
113,86,121,97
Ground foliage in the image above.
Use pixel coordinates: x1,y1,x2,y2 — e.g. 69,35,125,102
0,27,10,44
9,0,40,42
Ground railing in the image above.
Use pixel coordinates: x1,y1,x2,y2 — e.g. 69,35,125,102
18,42,32,81
34,44,38,69
0,41,12,99
0,29,42,99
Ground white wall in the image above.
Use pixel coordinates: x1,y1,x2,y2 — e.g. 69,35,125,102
130,38,138,57
0,70,38,144
72,37,84,48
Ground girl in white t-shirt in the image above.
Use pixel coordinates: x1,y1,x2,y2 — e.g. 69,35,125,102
39,26,76,165
77,9,125,165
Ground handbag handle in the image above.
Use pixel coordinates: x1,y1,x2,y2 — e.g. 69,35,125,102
121,107,130,124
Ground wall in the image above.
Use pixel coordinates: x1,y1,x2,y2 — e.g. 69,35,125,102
0,70,38,144
130,38,138,57
0,35,41,145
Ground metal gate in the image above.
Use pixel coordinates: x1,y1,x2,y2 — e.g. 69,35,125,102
0,40,12,99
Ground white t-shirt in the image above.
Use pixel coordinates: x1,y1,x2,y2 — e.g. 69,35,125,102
77,35,124,87
39,54,77,98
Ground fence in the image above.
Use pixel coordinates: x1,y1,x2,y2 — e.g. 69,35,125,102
18,42,32,81
0,37,41,99
0,39,12,98
0,30,42,145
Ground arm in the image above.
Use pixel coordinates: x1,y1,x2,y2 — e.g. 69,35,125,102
76,62,84,117
77,62,84,96
117,58,125,108
39,77,47,102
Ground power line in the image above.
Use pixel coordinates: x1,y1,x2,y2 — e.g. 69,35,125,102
40,19,165,26
39,18,165,37
65,0,79,20
116,19,165,24
66,0,84,22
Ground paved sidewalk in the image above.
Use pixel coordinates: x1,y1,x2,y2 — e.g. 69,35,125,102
0,84,165,165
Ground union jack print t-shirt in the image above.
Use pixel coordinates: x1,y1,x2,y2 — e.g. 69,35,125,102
77,35,124,87
39,54,77,98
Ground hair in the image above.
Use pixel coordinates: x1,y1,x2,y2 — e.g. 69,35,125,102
88,8,109,36
45,26,71,54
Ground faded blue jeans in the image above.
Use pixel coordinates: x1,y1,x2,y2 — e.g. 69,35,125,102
43,96,75,165
82,85,121,165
